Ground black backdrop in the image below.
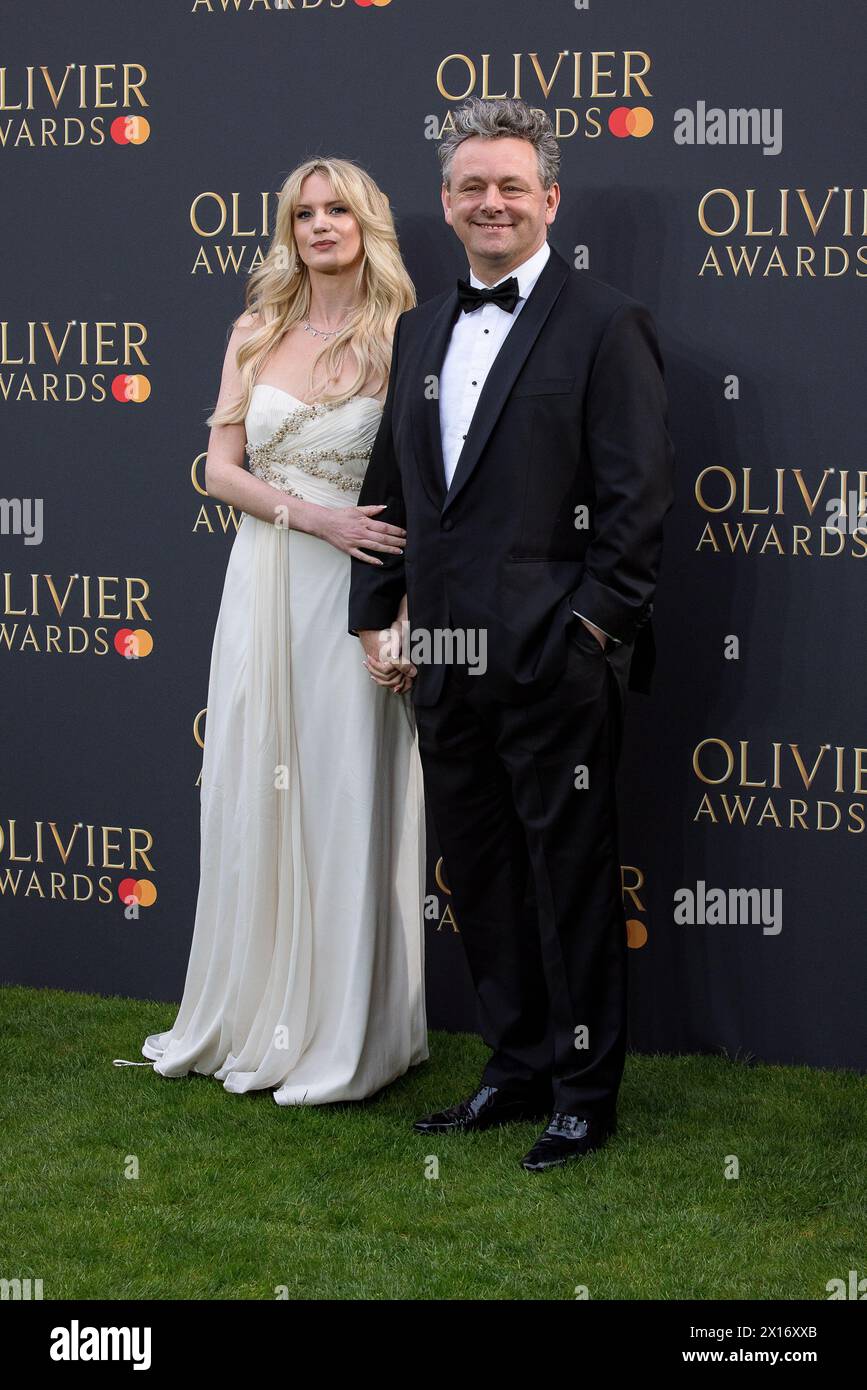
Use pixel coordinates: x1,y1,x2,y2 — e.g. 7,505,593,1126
2,1,865,1071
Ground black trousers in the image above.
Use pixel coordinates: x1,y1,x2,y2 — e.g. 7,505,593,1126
413,623,633,1122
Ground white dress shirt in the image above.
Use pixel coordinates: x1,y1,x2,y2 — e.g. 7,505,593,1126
438,238,619,648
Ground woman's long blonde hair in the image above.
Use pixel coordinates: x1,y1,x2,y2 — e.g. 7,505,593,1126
207,157,416,426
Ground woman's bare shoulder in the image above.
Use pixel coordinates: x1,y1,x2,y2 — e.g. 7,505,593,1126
232,308,262,333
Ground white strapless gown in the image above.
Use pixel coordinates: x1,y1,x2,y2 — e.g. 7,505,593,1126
137,384,428,1103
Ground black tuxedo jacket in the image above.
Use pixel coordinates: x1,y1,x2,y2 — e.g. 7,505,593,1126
348,243,675,706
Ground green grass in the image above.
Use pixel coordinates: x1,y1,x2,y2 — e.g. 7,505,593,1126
2,984,864,1300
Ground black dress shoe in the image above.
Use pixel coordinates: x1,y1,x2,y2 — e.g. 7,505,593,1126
412,1084,551,1134
520,1111,616,1171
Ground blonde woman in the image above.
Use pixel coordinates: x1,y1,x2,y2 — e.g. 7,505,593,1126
126,159,428,1103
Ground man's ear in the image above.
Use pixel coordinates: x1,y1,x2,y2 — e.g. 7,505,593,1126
441,182,453,227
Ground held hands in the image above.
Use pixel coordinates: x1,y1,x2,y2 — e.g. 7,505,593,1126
359,623,417,694
359,597,416,696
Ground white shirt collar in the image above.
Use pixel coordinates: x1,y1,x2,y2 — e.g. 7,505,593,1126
468,239,551,301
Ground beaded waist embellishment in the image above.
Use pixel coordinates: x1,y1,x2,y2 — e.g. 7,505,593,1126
245,397,373,498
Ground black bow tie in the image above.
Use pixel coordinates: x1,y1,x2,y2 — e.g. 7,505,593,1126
456,276,520,315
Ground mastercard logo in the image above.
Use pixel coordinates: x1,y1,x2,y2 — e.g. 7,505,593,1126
353,0,392,6
110,116,150,145
626,918,648,948
111,374,151,403
608,106,653,138
114,628,153,659
119,877,157,908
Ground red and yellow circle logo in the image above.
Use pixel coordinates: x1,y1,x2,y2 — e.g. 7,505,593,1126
608,106,654,139
118,878,158,908
110,116,150,145
111,374,151,403
114,628,153,659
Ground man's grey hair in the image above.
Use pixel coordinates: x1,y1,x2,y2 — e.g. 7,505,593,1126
438,97,561,191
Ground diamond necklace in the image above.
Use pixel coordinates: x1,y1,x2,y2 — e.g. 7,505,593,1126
302,308,356,341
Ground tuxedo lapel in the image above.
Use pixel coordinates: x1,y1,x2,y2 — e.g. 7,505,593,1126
441,244,570,515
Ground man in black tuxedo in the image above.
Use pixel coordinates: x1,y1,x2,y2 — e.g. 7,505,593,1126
348,97,675,1171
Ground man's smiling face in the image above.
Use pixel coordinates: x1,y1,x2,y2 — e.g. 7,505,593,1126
441,136,559,285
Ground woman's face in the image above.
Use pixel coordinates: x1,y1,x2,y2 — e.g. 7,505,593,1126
292,172,363,276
